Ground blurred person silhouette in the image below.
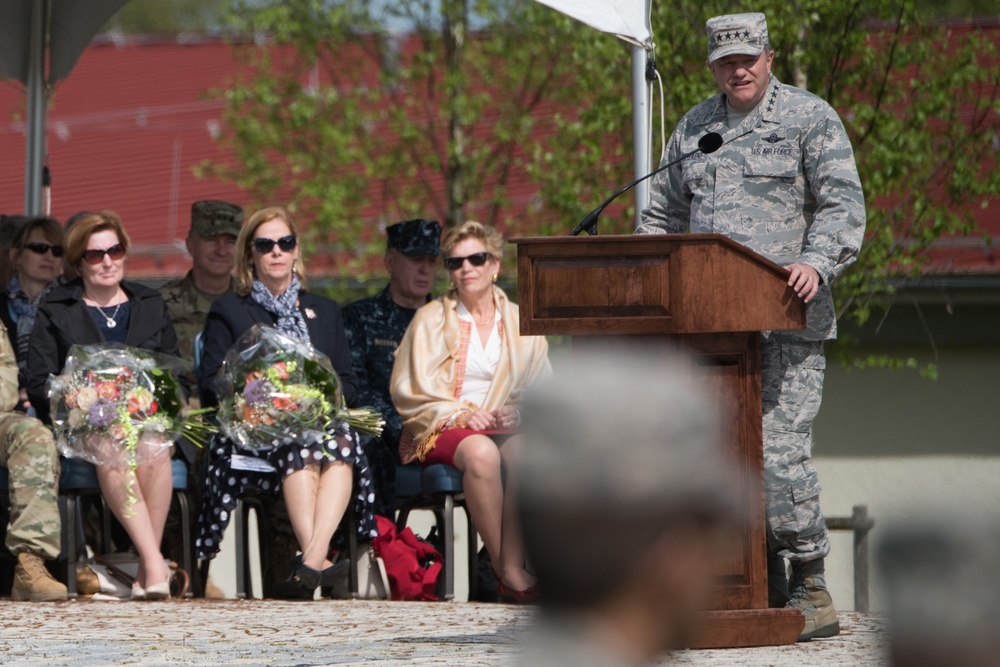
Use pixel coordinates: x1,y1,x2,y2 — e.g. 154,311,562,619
516,344,741,666
879,505,1000,667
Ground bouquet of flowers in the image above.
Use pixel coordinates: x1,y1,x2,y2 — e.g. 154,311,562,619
48,344,211,511
215,324,383,452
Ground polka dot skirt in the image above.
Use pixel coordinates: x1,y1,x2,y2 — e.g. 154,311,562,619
195,421,378,561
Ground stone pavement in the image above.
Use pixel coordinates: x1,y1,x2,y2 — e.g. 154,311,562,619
0,602,886,666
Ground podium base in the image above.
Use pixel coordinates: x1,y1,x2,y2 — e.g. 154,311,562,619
688,608,806,649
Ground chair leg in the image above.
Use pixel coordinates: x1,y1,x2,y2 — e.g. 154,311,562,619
65,494,78,598
440,494,456,601
175,490,195,597
465,503,478,601
234,499,249,599
348,504,359,598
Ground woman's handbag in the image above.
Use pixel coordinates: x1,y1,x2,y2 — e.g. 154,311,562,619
325,543,391,600
76,552,189,600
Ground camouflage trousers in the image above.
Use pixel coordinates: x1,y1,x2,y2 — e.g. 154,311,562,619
761,337,830,563
0,412,61,559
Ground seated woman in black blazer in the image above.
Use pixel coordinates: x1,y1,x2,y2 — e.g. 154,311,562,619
197,206,375,593
27,211,179,600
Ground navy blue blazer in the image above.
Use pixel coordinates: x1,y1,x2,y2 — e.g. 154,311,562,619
198,290,359,409
27,279,180,424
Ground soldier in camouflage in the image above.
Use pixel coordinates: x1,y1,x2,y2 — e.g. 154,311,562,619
158,199,242,596
636,12,865,641
343,218,441,517
0,320,66,600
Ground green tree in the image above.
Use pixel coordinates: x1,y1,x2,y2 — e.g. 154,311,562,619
103,0,231,34
204,0,1000,343
528,0,999,374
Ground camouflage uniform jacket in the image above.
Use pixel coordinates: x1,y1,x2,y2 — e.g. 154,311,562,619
342,286,420,450
0,321,19,411
159,270,234,402
637,75,866,340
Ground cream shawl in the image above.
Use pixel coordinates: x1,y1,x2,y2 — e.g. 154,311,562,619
390,286,551,464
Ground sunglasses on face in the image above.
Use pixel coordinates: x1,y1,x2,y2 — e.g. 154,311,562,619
82,244,125,265
23,242,64,258
443,252,492,271
252,235,297,254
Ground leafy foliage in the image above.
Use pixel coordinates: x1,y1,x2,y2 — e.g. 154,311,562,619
203,1,1000,374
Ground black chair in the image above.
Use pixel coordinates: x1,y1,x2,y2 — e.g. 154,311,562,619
395,463,478,600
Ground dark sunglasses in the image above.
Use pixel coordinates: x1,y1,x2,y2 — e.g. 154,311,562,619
252,235,297,254
82,244,125,265
24,242,64,258
443,252,492,271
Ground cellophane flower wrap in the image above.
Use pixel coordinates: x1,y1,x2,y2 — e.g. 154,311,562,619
215,324,383,452
47,344,202,512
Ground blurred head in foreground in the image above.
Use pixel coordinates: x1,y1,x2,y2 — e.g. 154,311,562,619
879,507,1000,667
517,344,740,664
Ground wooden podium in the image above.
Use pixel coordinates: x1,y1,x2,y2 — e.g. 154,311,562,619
511,233,806,649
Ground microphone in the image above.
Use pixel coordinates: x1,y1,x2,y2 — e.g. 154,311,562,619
569,132,724,236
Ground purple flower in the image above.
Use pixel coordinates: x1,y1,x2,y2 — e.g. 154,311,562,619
243,378,273,406
88,398,118,429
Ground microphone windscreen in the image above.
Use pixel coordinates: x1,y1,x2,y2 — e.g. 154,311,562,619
698,132,724,154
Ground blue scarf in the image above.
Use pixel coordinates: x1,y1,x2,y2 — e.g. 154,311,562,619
250,276,311,344
5,274,56,371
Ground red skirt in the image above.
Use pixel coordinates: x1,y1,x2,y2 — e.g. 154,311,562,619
423,428,516,467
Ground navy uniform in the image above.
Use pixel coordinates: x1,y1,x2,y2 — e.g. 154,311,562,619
636,13,865,640
343,218,441,517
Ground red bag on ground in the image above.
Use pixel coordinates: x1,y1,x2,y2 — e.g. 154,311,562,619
372,515,442,601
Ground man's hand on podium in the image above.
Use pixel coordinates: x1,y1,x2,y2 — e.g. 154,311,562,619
786,263,821,303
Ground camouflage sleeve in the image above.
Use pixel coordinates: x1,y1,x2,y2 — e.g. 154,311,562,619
0,321,18,411
636,124,694,235
798,109,866,285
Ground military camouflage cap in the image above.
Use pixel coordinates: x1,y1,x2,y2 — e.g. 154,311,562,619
386,218,441,256
0,214,31,249
706,12,769,64
190,200,244,238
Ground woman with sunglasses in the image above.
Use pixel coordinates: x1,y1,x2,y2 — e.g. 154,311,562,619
0,217,65,412
197,206,374,594
27,211,180,599
391,220,551,602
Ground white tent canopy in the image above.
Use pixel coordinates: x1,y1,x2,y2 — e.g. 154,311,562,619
533,0,654,229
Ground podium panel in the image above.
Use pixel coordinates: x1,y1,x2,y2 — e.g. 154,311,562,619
512,235,806,648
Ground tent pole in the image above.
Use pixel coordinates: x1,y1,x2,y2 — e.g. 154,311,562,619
630,44,651,228
24,0,47,216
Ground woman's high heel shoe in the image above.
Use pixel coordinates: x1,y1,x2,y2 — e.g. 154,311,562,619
496,581,539,605
289,555,322,591
131,582,146,600
143,581,170,601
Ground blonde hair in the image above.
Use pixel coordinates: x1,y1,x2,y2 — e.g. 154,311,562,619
234,206,308,296
64,211,130,271
440,220,504,262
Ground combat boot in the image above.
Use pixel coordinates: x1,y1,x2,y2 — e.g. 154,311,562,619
12,551,68,601
786,559,839,641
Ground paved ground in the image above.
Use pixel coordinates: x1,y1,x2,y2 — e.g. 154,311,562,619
0,601,886,666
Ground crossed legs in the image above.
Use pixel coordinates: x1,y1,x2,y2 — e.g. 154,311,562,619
96,451,173,590
282,460,352,571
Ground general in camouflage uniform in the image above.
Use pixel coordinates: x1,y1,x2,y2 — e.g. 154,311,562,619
0,320,66,600
343,218,441,518
636,12,865,640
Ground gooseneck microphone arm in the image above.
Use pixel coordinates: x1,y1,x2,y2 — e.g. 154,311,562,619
568,132,724,237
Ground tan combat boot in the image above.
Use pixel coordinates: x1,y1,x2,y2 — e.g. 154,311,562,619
787,563,840,641
12,551,68,601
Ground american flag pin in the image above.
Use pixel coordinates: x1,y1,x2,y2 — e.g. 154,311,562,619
304,307,317,319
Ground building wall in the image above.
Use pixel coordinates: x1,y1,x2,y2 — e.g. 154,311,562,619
814,321,1000,610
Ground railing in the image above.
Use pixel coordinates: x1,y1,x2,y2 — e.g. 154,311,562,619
826,504,875,612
